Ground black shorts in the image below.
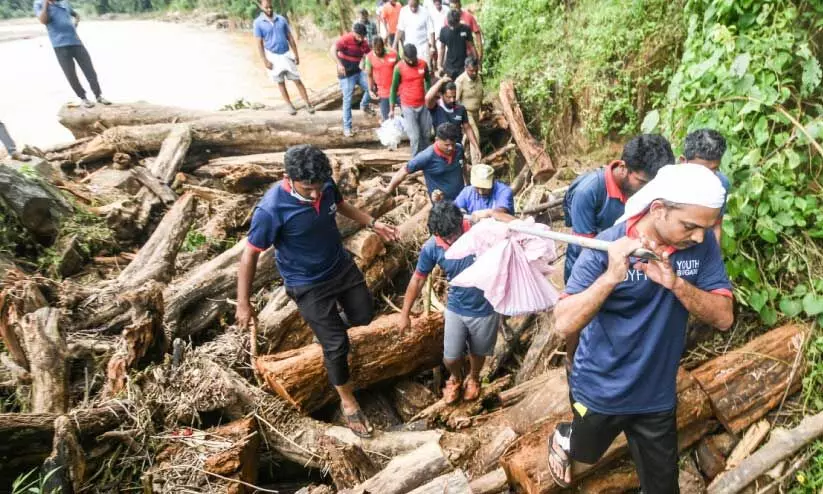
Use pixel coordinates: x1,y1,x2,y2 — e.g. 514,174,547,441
286,257,374,386
555,399,680,493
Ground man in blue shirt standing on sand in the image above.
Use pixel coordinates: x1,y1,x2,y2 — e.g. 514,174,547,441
384,122,467,202
454,163,514,220
34,0,111,108
236,145,398,438
547,164,734,493
680,128,731,243
254,0,315,116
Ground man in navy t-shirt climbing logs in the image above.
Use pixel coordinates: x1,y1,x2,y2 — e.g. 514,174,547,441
425,76,481,164
547,164,734,492
236,145,398,438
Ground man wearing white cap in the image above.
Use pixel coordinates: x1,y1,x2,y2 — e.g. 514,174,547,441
546,164,734,492
455,164,514,221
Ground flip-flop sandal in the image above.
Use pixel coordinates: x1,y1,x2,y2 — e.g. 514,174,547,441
343,408,374,438
463,377,481,401
442,378,462,405
547,430,572,488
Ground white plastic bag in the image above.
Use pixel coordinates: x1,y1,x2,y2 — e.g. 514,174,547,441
377,117,405,150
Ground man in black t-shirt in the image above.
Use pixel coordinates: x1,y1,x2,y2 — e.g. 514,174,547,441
425,77,480,163
437,9,476,80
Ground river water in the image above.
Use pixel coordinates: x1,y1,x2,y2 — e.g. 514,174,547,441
0,19,338,150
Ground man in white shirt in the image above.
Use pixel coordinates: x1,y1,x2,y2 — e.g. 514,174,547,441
425,0,447,71
394,0,433,64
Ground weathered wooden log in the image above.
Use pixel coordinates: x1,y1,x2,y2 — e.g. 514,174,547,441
499,372,551,407
0,163,71,243
511,163,532,196
499,368,713,493
406,469,470,494
340,441,453,494
337,189,395,238
708,410,823,494
72,110,385,164
320,435,379,490
0,401,131,479
130,165,177,204
481,314,536,381
469,467,509,494
498,80,555,181
691,323,807,434
41,415,86,494
256,313,445,413
343,229,385,264
149,124,192,184
391,379,438,422
725,419,770,470
58,103,213,137
695,434,728,481
20,307,68,413
484,143,517,169
516,312,562,384
203,418,260,494
472,426,519,475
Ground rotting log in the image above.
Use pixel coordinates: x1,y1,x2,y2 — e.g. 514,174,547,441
72,110,386,164
337,189,395,238
319,435,379,490
391,379,438,422
470,467,509,494
406,469,470,494
343,229,385,265
340,440,454,494
0,401,132,479
695,435,727,481
481,314,536,381
516,312,562,384
148,124,192,184
708,410,823,494
203,418,260,494
471,426,519,475
256,313,445,413
20,307,68,413
691,323,807,434
725,419,770,470
498,80,555,181
41,415,86,494
0,163,71,243
58,102,213,137
499,372,551,407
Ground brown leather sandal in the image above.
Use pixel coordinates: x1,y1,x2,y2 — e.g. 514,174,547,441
442,377,462,405
463,376,481,401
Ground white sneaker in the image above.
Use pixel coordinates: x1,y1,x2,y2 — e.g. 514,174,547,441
81,99,95,108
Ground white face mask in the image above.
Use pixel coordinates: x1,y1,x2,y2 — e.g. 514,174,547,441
288,179,315,203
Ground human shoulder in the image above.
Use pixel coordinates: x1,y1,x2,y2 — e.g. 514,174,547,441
594,222,627,241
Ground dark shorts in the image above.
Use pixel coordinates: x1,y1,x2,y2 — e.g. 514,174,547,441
286,257,374,386
555,398,679,493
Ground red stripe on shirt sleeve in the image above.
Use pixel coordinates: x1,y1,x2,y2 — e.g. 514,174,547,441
573,232,597,238
246,241,266,253
711,288,733,298
413,270,429,279
559,292,570,299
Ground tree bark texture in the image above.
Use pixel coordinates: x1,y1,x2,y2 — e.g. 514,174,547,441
498,80,555,181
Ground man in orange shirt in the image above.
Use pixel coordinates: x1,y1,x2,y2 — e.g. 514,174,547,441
366,37,399,121
380,0,402,47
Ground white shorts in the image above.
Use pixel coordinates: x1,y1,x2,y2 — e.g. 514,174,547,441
265,51,301,83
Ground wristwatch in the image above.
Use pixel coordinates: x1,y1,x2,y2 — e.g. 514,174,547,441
369,217,377,228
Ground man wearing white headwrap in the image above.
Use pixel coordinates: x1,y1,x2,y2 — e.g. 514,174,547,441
545,163,734,492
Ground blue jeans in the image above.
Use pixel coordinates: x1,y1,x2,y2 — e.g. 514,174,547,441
339,71,371,131
379,98,391,121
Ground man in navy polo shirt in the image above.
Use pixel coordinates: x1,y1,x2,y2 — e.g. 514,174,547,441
35,0,110,108
425,77,481,164
455,163,514,220
547,164,734,492
399,201,513,404
254,0,314,116
680,128,731,242
384,122,466,202
563,134,674,283
236,145,397,438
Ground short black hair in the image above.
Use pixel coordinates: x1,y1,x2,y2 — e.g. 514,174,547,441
683,128,727,162
284,145,332,183
447,8,461,26
404,43,417,58
452,0,462,7
435,122,461,142
465,56,478,68
360,8,369,15
353,22,367,37
621,134,674,178
428,201,464,238
442,82,457,94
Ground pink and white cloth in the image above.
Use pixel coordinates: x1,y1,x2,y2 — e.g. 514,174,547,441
444,218,560,315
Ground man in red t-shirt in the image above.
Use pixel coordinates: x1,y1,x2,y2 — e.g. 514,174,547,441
389,44,432,156
330,23,373,137
366,37,399,121
380,0,403,47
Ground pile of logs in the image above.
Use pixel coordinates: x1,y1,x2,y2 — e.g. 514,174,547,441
1,92,819,494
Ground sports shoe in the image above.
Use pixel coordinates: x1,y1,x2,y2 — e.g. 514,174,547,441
81,99,95,108
288,105,298,116
343,128,353,137
306,105,316,114
97,96,112,105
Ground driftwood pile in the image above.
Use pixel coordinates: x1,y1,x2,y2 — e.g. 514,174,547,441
0,83,819,494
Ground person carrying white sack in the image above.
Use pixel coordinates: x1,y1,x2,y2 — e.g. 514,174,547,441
546,163,734,492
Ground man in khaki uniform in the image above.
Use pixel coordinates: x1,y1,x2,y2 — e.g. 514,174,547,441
455,56,482,161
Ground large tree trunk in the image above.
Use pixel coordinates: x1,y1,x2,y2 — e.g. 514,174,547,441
255,313,445,413
148,123,192,184
319,435,379,490
406,469,470,494
40,415,86,494
498,81,555,181
691,323,806,434
0,164,71,243
469,468,509,494
72,110,385,164
340,440,454,494
20,307,68,413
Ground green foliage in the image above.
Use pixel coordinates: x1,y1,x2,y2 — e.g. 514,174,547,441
480,0,686,151
182,228,208,252
12,468,61,494
655,0,823,326
792,440,823,493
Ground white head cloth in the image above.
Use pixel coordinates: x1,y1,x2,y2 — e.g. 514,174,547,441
614,163,726,224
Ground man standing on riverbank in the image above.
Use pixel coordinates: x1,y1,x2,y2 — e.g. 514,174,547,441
34,0,111,108
237,144,398,438
331,23,374,137
254,0,315,116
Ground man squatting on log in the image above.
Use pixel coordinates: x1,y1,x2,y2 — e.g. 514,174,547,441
236,145,398,437
547,164,735,491
399,201,513,404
